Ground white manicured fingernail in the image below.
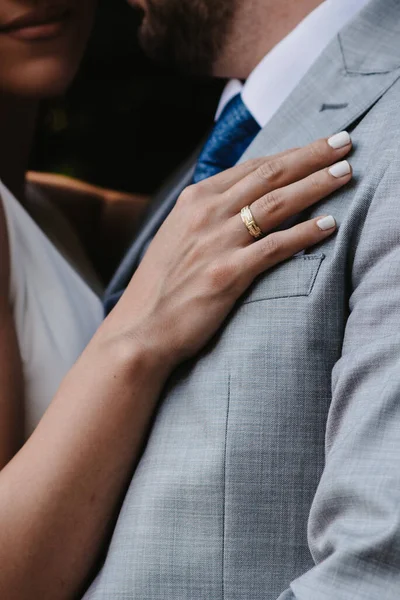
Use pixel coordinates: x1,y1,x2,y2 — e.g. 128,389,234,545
329,160,351,178
317,216,336,231
328,131,351,149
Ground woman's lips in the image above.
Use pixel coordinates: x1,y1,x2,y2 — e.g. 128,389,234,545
0,7,72,41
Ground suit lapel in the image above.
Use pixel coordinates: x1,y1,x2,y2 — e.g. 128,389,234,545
106,149,198,297
108,0,400,299
241,0,400,161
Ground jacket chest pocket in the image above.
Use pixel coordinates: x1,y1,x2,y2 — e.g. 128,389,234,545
241,254,325,304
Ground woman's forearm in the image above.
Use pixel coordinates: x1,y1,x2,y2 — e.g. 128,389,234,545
0,330,167,600
0,136,354,599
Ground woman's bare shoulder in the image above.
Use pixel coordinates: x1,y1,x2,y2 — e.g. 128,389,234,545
26,171,150,281
26,171,147,207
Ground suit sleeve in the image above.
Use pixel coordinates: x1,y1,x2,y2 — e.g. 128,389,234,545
278,161,400,600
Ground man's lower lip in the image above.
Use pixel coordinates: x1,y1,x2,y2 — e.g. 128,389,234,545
3,19,69,42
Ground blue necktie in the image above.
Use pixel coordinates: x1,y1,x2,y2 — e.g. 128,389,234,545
193,93,261,183
104,94,260,313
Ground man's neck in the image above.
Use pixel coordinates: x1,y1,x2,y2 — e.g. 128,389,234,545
0,95,38,202
213,0,325,79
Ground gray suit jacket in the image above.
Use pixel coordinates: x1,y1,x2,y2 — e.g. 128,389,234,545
85,1,400,598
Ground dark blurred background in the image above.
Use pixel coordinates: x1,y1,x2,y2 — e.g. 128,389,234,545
30,0,225,194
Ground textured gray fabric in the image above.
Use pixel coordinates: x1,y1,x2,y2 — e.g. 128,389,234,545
84,1,400,598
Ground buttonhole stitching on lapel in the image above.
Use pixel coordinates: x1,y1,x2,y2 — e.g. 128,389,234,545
320,103,349,112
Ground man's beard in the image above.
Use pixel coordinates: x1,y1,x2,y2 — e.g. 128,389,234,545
137,0,235,75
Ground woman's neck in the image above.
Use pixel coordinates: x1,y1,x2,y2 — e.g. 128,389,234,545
0,95,38,202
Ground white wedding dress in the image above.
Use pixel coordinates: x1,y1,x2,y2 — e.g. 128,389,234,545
0,179,104,437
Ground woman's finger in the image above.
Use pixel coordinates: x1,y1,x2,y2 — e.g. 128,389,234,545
234,159,352,245
226,132,352,213
197,148,299,193
241,215,337,279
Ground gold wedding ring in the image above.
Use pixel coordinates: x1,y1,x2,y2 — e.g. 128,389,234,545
240,205,263,240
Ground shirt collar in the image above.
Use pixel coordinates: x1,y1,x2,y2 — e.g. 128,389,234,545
215,0,371,126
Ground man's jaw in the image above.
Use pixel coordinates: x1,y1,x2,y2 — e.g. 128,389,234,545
126,0,145,8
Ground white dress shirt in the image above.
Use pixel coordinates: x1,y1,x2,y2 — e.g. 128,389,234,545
216,0,371,127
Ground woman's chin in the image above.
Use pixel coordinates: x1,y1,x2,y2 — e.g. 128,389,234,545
20,78,73,100
0,1,95,101
1,60,79,100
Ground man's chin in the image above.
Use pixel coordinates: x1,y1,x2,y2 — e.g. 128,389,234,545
137,31,210,76
134,0,224,76
126,0,146,9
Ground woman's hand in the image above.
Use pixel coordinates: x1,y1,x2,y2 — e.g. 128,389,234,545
106,133,352,370
0,133,352,600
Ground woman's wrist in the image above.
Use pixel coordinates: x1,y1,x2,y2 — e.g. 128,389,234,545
88,322,174,387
